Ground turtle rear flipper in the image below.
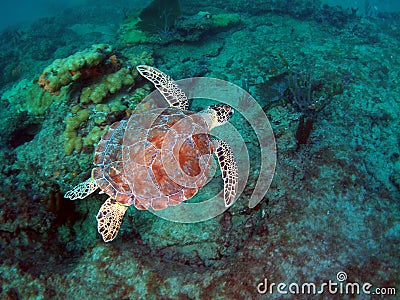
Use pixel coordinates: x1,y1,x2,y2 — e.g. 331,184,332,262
214,140,238,207
65,177,98,200
97,198,128,242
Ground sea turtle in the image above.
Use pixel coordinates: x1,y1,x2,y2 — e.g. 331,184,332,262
65,65,238,242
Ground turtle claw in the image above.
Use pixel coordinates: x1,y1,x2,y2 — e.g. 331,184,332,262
65,177,98,200
97,198,128,242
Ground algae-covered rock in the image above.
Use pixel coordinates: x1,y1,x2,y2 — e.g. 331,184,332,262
391,160,400,190
118,0,181,45
118,13,147,45
212,13,241,28
136,0,181,33
117,2,240,45
172,12,241,42
1,79,65,115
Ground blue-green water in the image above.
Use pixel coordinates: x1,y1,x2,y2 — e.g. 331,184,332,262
0,0,399,298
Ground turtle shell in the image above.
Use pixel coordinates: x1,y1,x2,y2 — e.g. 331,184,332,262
92,107,214,211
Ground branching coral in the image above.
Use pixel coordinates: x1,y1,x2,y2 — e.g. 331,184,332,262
287,70,344,116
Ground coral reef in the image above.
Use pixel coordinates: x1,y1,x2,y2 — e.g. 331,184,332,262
38,44,113,95
36,45,154,155
316,4,359,28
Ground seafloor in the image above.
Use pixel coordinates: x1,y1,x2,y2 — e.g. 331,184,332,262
0,0,399,299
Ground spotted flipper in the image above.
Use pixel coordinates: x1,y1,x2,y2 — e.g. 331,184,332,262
96,198,128,242
65,177,98,200
213,140,238,207
136,65,189,110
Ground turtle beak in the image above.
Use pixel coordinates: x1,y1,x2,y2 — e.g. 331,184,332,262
228,108,234,118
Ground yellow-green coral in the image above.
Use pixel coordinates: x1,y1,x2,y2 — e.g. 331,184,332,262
53,48,154,155
39,44,112,94
83,126,109,147
62,91,138,155
3,44,155,158
127,85,151,108
108,98,128,112
128,51,155,70
63,108,92,155
64,136,83,156
80,67,135,104
95,104,111,113
65,108,91,131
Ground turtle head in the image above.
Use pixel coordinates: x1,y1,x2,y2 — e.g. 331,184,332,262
202,103,234,129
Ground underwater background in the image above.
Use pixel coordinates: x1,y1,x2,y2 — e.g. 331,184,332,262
0,0,399,298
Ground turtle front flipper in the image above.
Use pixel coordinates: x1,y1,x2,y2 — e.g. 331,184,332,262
65,177,98,200
136,65,189,110
213,140,238,207
96,198,128,242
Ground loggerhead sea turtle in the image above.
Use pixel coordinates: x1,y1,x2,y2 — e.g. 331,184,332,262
65,65,238,242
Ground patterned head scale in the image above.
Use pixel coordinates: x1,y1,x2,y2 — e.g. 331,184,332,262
209,103,234,125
